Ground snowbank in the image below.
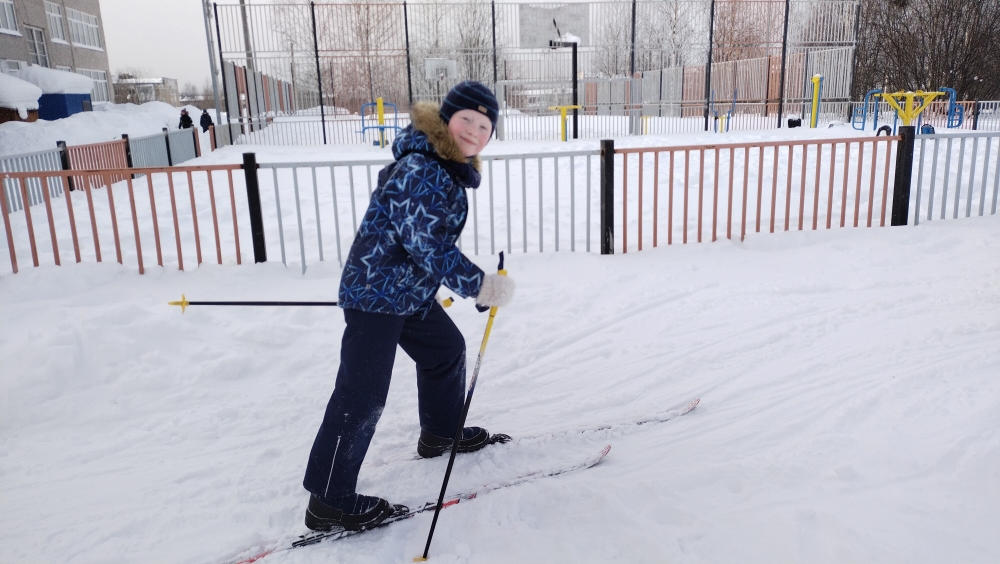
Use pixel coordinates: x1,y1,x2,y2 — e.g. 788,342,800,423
0,73,42,119
15,65,93,95
0,101,213,157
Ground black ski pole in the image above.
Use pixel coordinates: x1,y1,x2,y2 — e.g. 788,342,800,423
168,294,337,314
416,252,507,562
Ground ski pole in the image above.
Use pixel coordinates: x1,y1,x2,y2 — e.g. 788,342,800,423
168,294,337,314
416,252,506,562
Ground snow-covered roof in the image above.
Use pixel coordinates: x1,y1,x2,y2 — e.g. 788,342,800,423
0,73,43,118
15,65,94,95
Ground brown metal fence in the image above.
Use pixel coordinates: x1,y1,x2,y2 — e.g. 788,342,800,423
1,164,245,274
615,135,900,252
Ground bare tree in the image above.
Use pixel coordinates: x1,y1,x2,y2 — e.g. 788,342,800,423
854,0,1000,100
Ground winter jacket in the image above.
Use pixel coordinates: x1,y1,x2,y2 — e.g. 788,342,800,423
338,102,485,316
199,112,214,132
178,112,194,129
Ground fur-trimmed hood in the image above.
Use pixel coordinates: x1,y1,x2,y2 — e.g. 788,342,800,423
395,102,481,171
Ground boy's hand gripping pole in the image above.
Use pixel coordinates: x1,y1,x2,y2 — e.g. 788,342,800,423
416,252,506,562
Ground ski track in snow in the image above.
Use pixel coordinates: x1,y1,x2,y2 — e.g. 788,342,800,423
2,139,1000,564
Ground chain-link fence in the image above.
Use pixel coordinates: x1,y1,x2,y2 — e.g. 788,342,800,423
211,0,860,144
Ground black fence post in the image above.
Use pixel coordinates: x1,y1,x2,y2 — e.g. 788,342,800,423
56,140,74,191
776,0,791,128
192,127,202,158
972,100,980,131
890,126,916,226
121,134,135,179
629,0,637,76
600,139,615,255
404,1,413,107
163,127,174,166
310,1,327,145
704,0,716,131
242,152,267,263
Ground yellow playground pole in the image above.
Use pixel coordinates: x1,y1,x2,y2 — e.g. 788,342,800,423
810,75,822,128
549,105,582,141
376,97,386,148
880,90,943,126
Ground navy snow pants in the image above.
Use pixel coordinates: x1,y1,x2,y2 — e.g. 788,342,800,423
303,301,466,499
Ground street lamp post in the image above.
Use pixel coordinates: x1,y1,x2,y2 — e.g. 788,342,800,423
549,39,579,140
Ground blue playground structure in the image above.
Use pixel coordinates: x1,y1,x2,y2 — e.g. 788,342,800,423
853,87,964,133
709,90,738,133
851,88,883,131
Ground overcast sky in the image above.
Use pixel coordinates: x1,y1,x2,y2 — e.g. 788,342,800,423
101,0,215,90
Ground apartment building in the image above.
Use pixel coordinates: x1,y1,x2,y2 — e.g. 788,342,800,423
0,0,111,102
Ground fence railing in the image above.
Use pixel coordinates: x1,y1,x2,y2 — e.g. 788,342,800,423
0,148,64,213
3,131,997,276
913,132,1000,224
613,136,900,253
254,149,602,273
1,164,245,274
66,138,130,190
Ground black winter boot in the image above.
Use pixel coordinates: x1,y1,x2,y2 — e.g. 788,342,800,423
305,493,407,532
417,427,511,458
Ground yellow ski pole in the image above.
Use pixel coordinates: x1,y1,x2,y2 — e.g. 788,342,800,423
416,252,507,562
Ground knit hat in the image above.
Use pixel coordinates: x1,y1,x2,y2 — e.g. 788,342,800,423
440,81,499,131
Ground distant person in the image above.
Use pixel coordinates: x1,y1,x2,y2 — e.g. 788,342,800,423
178,109,193,129
199,109,214,132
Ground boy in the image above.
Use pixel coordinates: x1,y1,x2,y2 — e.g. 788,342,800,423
301,81,516,532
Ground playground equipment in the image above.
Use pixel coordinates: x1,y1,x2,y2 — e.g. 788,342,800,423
548,104,582,141
879,90,944,127
360,98,402,148
809,75,825,128
852,88,884,131
935,87,964,128
708,90,737,133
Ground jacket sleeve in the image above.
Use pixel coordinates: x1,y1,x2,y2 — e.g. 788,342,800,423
387,156,484,299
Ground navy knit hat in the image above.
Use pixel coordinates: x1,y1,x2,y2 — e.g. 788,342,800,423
440,81,499,131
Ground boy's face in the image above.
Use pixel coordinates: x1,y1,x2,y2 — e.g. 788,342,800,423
447,109,492,157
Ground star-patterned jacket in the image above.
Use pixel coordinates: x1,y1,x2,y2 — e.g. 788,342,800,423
338,102,486,316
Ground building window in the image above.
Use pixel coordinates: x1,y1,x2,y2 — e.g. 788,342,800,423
1,59,27,75
55,65,71,71
67,8,101,49
45,2,65,42
77,68,109,102
1,0,17,34
26,27,50,67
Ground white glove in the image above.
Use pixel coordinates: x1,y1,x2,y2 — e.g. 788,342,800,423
475,273,515,308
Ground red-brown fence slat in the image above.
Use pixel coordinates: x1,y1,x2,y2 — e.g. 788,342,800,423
206,170,222,264
18,178,39,267
227,169,241,265
61,175,81,263
104,173,123,264
167,172,183,270
186,171,203,265
40,172,60,265
2,177,18,273
146,173,163,267
126,176,144,274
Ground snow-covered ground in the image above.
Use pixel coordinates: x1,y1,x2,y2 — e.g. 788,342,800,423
2,145,999,564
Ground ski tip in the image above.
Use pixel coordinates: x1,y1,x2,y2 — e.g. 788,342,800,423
598,444,612,459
